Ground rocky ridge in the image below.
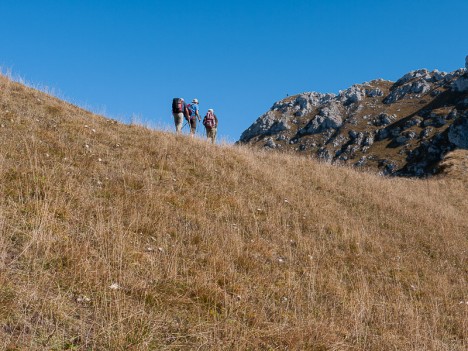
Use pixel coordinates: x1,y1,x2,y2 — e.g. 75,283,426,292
239,57,468,177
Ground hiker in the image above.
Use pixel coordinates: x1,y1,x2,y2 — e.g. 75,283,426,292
172,97,189,134
203,108,218,144
187,98,201,137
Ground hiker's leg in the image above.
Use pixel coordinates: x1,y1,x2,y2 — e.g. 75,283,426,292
190,119,196,137
211,128,217,143
174,113,183,133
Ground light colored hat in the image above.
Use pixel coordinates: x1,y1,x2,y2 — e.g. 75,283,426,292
208,108,214,113
192,98,199,103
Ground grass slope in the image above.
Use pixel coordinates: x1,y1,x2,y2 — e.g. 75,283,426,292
1,75,467,350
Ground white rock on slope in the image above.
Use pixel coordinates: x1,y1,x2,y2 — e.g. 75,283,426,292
298,102,343,135
239,110,290,142
338,85,366,105
452,56,468,92
384,79,431,104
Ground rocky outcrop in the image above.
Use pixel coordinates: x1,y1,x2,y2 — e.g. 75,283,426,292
382,69,448,104
298,102,343,135
448,113,468,148
452,75,468,92
451,55,468,92
240,92,335,142
239,56,468,178
239,111,291,142
383,79,431,104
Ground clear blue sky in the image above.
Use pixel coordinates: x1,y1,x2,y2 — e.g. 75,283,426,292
1,0,467,142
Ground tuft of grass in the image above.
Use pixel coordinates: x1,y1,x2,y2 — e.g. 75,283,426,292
439,149,468,180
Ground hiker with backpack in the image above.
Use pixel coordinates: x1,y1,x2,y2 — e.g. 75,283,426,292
203,109,218,144
187,98,201,137
172,97,190,134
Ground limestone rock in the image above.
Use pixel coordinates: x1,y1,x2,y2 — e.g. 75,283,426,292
373,113,396,126
365,88,383,97
452,75,468,92
448,115,468,148
298,102,343,135
394,69,431,87
384,79,431,104
338,85,366,105
239,110,290,142
264,137,277,149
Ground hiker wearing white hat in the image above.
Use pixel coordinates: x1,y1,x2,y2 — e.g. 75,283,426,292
187,98,201,137
202,109,218,144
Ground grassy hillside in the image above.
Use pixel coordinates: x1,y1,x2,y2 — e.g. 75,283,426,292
1,74,467,350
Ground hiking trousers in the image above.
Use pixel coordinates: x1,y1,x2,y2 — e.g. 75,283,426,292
189,117,198,135
206,127,217,143
173,112,184,133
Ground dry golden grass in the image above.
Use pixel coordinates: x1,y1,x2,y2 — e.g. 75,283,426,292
439,150,468,181
1,74,468,350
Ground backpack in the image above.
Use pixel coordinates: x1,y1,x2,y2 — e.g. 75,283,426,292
204,111,216,129
172,98,184,113
187,104,195,119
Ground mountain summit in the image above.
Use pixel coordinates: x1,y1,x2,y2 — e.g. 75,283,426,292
239,57,468,177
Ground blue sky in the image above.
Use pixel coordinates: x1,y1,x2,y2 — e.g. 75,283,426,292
1,1,467,142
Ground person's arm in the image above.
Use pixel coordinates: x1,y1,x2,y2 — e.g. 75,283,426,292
184,103,189,119
214,115,218,127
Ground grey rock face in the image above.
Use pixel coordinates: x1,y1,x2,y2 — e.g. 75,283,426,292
331,135,348,147
452,76,468,92
404,117,423,129
338,85,366,105
363,134,374,146
239,110,290,142
423,116,447,128
264,92,338,131
444,69,466,82
298,102,343,135
383,69,457,105
365,88,383,97
379,160,398,175
376,128,389,140
264,137,277,149
355,156,367,167
276,134,288,141
393,69,430,87
420,127,433,139
391,128,402,137
448,116,468,148
317,147,332,162
373,113,396,126
431,70,447,82
384,79,431,104
395,135,409,145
